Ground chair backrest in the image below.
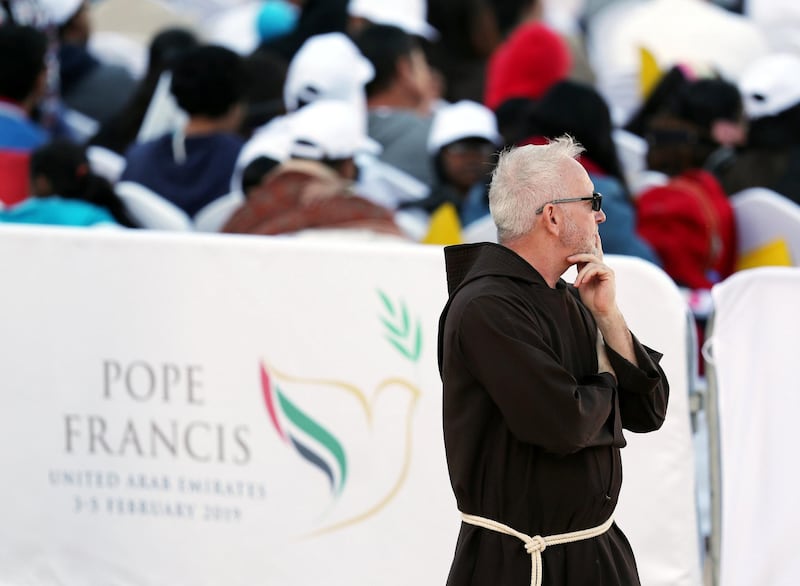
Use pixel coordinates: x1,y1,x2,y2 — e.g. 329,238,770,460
564,255,703,586
115,181,192,231
87,145,125,184
61,108,99,143
729,187,800,268
137,71,187,143
612,128,648,194
705,267,800,586
461,214,497,244
193,191,245,232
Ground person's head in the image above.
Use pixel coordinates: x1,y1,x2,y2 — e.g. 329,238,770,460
738,52,800,148
674,78,745,147
0,23,48,109
428,100,501,193
624,65,691,138
57,0,90,45
347,0,438,41
30,139,90,198
490,136,605,253
241,50,288,137
170,44,249,129
354,24,432,108
287,99,366,181
283,32,373,113
146,27,200,82
30,139,138,226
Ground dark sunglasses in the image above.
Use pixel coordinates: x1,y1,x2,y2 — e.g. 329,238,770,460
535,191,603,215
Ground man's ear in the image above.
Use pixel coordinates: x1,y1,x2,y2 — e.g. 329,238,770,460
541,205,560,235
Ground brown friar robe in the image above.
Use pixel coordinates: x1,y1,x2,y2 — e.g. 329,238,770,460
438,242,669,586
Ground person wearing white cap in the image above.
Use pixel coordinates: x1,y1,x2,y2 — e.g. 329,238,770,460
713,52,800,205
121,45,249,218
283,32,374,120
222,99,405,239
400,100,501,229
38,0,135,125
234,32,372,193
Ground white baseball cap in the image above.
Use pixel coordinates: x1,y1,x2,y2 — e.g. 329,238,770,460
37,0,83,25
348,0,438,41
283,32,374,112
427,100,502,154
739,52,800,119
288,99,367,161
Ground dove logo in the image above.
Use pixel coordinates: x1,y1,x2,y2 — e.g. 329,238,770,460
260,363,347,496
257,356,422,536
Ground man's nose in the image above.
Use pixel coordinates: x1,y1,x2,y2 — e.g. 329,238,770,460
595,209,606,224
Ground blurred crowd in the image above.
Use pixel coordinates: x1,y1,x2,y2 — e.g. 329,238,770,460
1,0,799,293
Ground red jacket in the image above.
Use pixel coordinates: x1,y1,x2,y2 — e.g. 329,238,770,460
637,169,737,289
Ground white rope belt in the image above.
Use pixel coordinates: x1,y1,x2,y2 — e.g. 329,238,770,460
460,512,615,586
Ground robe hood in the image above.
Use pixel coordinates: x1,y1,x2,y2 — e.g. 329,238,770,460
443,242,552,298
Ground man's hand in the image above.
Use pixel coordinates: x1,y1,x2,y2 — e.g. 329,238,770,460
568,236,637,366
567,234,617,317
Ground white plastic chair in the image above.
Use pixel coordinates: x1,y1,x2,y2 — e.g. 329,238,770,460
115,181,192,231
705,267,800,586
61,108,99,143
193,191,245,232
87,146,125,184
563,256,703,585
606,256,703,586
137,71,188,144
461,214,497,244
729,187,800,267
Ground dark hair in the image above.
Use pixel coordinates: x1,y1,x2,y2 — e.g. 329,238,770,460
170,45,249,118
30,140,139,227
674,78,743,129
239,51,288,137
148,27,199,74
0,24,47,102
353,24,419,97
639,76,742,174
526,80,628,187
90,27,199,154
494,97,537,146
746,102,800,148
625,66,691,137
491,0,539,37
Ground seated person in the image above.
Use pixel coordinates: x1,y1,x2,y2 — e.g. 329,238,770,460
0,23,50,205
223,99,403,239
49,0,136,125
0,140,123,227
120,44,248,218
399,100,501,234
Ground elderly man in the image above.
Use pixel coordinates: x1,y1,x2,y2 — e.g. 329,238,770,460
438,135,669,585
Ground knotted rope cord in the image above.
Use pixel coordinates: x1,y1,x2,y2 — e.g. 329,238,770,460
460,512,615,586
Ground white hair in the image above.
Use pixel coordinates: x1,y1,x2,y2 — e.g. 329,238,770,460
489,135,584,243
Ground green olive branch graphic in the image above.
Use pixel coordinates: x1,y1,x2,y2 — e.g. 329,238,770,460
377,290,422,362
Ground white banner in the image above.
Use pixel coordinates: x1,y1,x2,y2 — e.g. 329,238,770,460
0,227,458,586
